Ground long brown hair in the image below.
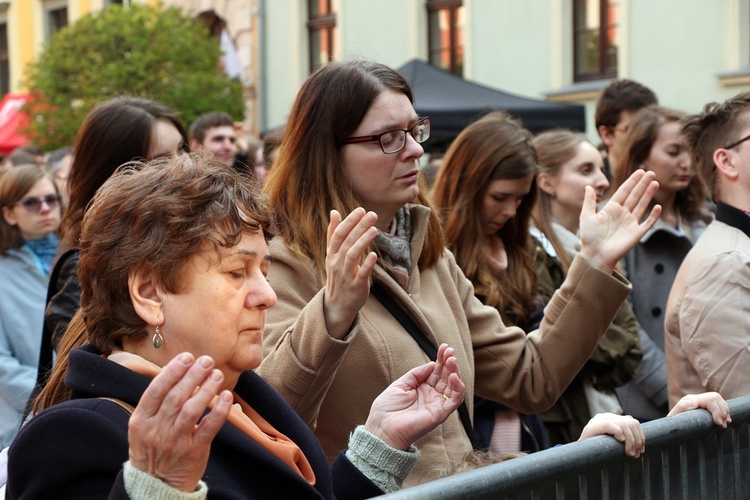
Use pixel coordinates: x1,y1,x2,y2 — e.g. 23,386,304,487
264,60,444,278
531,130,590,274
60,97,188,252
432,111,538,329
611,106,711,223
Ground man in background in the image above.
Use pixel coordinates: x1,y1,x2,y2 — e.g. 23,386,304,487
595,79,658,179
189,111,238,167
666,91,750,404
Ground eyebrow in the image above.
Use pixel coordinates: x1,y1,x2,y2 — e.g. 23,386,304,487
228,249,273,263
371,116,421,133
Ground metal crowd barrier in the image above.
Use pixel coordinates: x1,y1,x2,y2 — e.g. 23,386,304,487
380,394,750,499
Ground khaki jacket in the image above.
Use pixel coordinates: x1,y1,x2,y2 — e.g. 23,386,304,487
666,203,750,406
259,205,631,485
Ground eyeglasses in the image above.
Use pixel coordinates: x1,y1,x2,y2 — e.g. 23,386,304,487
611,124,630,135
723,132,750,150
341,117,431,154
16,194,62,213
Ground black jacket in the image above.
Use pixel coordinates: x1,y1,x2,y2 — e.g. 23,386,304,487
9,345,383,499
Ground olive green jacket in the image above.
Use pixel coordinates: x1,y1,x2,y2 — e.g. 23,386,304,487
532,226,642,445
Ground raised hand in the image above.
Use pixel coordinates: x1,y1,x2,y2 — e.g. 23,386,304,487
323,208,379,339
579,169,662,273
669,392,732,428
364,344,465,451
128,353,233,492
579,413,646,458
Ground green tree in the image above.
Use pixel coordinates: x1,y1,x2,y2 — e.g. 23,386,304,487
23,3,244,150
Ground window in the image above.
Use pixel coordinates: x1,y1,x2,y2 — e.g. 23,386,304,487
0,22,7,96
308,0,335,72
427,0,464,76
44,1,69,39
573,0,618,82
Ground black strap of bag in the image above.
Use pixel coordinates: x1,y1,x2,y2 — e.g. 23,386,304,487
370,282,479,449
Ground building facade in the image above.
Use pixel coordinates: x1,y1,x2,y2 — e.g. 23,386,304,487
2,0,260,135
259,0,750,144
5,1,750,144
1,0,160,96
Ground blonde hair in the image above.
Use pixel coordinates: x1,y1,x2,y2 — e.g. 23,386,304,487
531,129,590,274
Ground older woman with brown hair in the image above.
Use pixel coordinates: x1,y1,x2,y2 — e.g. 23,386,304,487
7,154,466,498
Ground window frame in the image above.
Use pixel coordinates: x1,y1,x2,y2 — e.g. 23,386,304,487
573,0,618,82
426,0,464,76
0,18,7,96
307,0,336,73
43,0,69,39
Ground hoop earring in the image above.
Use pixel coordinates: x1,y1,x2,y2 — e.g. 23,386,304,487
152,324,163,349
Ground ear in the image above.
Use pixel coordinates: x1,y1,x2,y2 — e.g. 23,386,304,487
128,268,164,326
2,205,17,227
598,125,615,149
189,138,202,151
713,148,740,181
537,172,557,197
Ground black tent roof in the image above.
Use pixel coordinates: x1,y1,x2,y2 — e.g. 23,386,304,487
396,59,586,152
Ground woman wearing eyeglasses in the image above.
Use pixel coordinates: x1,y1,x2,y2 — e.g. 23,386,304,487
608,106,713,423
0,164,62,447
258,59,663,485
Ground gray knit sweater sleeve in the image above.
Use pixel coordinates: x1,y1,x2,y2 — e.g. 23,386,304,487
123,461,208,499
345,425,420,493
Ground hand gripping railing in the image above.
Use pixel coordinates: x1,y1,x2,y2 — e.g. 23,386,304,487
380,394,750,499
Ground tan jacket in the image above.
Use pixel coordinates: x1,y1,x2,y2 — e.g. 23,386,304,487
666,203,750,407
258,205,631,485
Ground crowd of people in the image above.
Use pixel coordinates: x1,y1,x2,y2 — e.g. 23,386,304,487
0,59,744,497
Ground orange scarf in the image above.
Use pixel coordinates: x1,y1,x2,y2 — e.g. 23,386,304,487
107,351,316,485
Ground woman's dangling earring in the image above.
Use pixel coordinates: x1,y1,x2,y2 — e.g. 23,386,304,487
152,324,163,349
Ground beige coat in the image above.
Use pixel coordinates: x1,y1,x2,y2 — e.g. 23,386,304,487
666,203,750,407
258,205,631,485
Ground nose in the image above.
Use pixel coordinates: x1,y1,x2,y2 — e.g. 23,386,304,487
502,201,519,219
400,131,424,160
595,170,610,191
246,275,277,310
38,199,52,213
678,152,690,170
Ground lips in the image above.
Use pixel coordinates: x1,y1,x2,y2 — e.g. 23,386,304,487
398,170,419,180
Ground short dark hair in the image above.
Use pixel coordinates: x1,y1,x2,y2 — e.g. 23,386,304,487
189,111,235,144
595,79,658,129
79,153,275,353
5,151,39,168
682,91,750,202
